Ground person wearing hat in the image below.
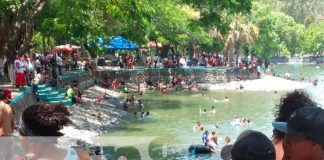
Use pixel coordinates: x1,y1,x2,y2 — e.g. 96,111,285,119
273,107,324,160
231,130,276,160
272,90,317,160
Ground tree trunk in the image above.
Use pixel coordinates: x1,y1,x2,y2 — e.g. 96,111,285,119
154,40,159,56
8,64,15,85
47,36,51,50
42,36,47,52
0,0,49,64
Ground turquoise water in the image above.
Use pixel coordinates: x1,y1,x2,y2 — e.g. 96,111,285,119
103,64,324,159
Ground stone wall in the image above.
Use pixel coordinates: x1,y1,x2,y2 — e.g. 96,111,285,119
99,68,258,85
57,71,96,91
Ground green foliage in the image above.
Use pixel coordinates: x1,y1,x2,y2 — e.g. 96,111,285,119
303,21,324,54
273,12,305,55
31,32,56,51
248,3,279,60
281,0,324,24
182,0,253,31
246,2,308,59
2,0,320,60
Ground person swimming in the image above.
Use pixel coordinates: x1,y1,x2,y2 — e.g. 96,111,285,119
242,119,252,126
199,108,208,115
231,117,241,126
213,96,229,103
215,123,220,129
139,112,150,120
195,122,204,131
224,136,231,145
209,106,216,115
137,100,144,112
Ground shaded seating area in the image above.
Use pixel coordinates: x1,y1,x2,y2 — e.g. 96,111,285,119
97,36,139,68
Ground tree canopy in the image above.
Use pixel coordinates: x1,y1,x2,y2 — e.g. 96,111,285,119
0,0,323,62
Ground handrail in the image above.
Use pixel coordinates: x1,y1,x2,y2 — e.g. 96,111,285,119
9,71,90,106
9,87,32,106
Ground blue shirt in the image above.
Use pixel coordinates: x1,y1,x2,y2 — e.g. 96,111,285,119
202,134,208,143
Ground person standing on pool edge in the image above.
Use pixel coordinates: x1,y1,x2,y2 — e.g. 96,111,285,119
112,79,117,92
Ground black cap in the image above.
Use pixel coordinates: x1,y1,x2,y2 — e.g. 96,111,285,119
221,144,233,160
272,107,324,146
231,130,275,160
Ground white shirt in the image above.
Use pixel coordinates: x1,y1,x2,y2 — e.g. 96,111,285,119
56,56,63,66
22,60,28,71
28,61,34,71
16,60,25,73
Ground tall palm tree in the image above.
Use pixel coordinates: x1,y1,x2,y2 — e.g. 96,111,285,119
224,16,259,67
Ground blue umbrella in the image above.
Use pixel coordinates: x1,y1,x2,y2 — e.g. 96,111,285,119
103,36,139,50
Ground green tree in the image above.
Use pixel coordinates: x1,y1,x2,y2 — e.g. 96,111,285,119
182,0,253,32
224,16,259,66
303,21,324,55
273,12,305,56
248,3,279,60
0,0,49,61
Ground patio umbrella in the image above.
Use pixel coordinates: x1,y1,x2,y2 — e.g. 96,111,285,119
103,36,139,50
53,44,80,52
147,41,162,48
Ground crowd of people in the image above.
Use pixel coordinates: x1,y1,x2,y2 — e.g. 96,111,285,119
117,50,272,71
0,88,90,159
1,51,96,90
190,90,324,160
1,48,324,160
1,73,324,160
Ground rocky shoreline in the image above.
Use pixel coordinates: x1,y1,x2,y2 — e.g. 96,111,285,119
59,86,127,148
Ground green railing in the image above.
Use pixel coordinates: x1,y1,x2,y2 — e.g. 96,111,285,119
9,71,90,106
58,71,89,81
9,87,32,106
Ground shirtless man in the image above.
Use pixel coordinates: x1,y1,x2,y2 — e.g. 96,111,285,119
209,131,218,146
0,90,14,136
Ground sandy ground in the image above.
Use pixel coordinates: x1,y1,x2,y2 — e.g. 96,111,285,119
208,75,311,91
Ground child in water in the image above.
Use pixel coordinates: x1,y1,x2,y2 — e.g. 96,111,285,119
140,111,149,120
213,96,229,103
209,106,216,115
199,108,208,115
